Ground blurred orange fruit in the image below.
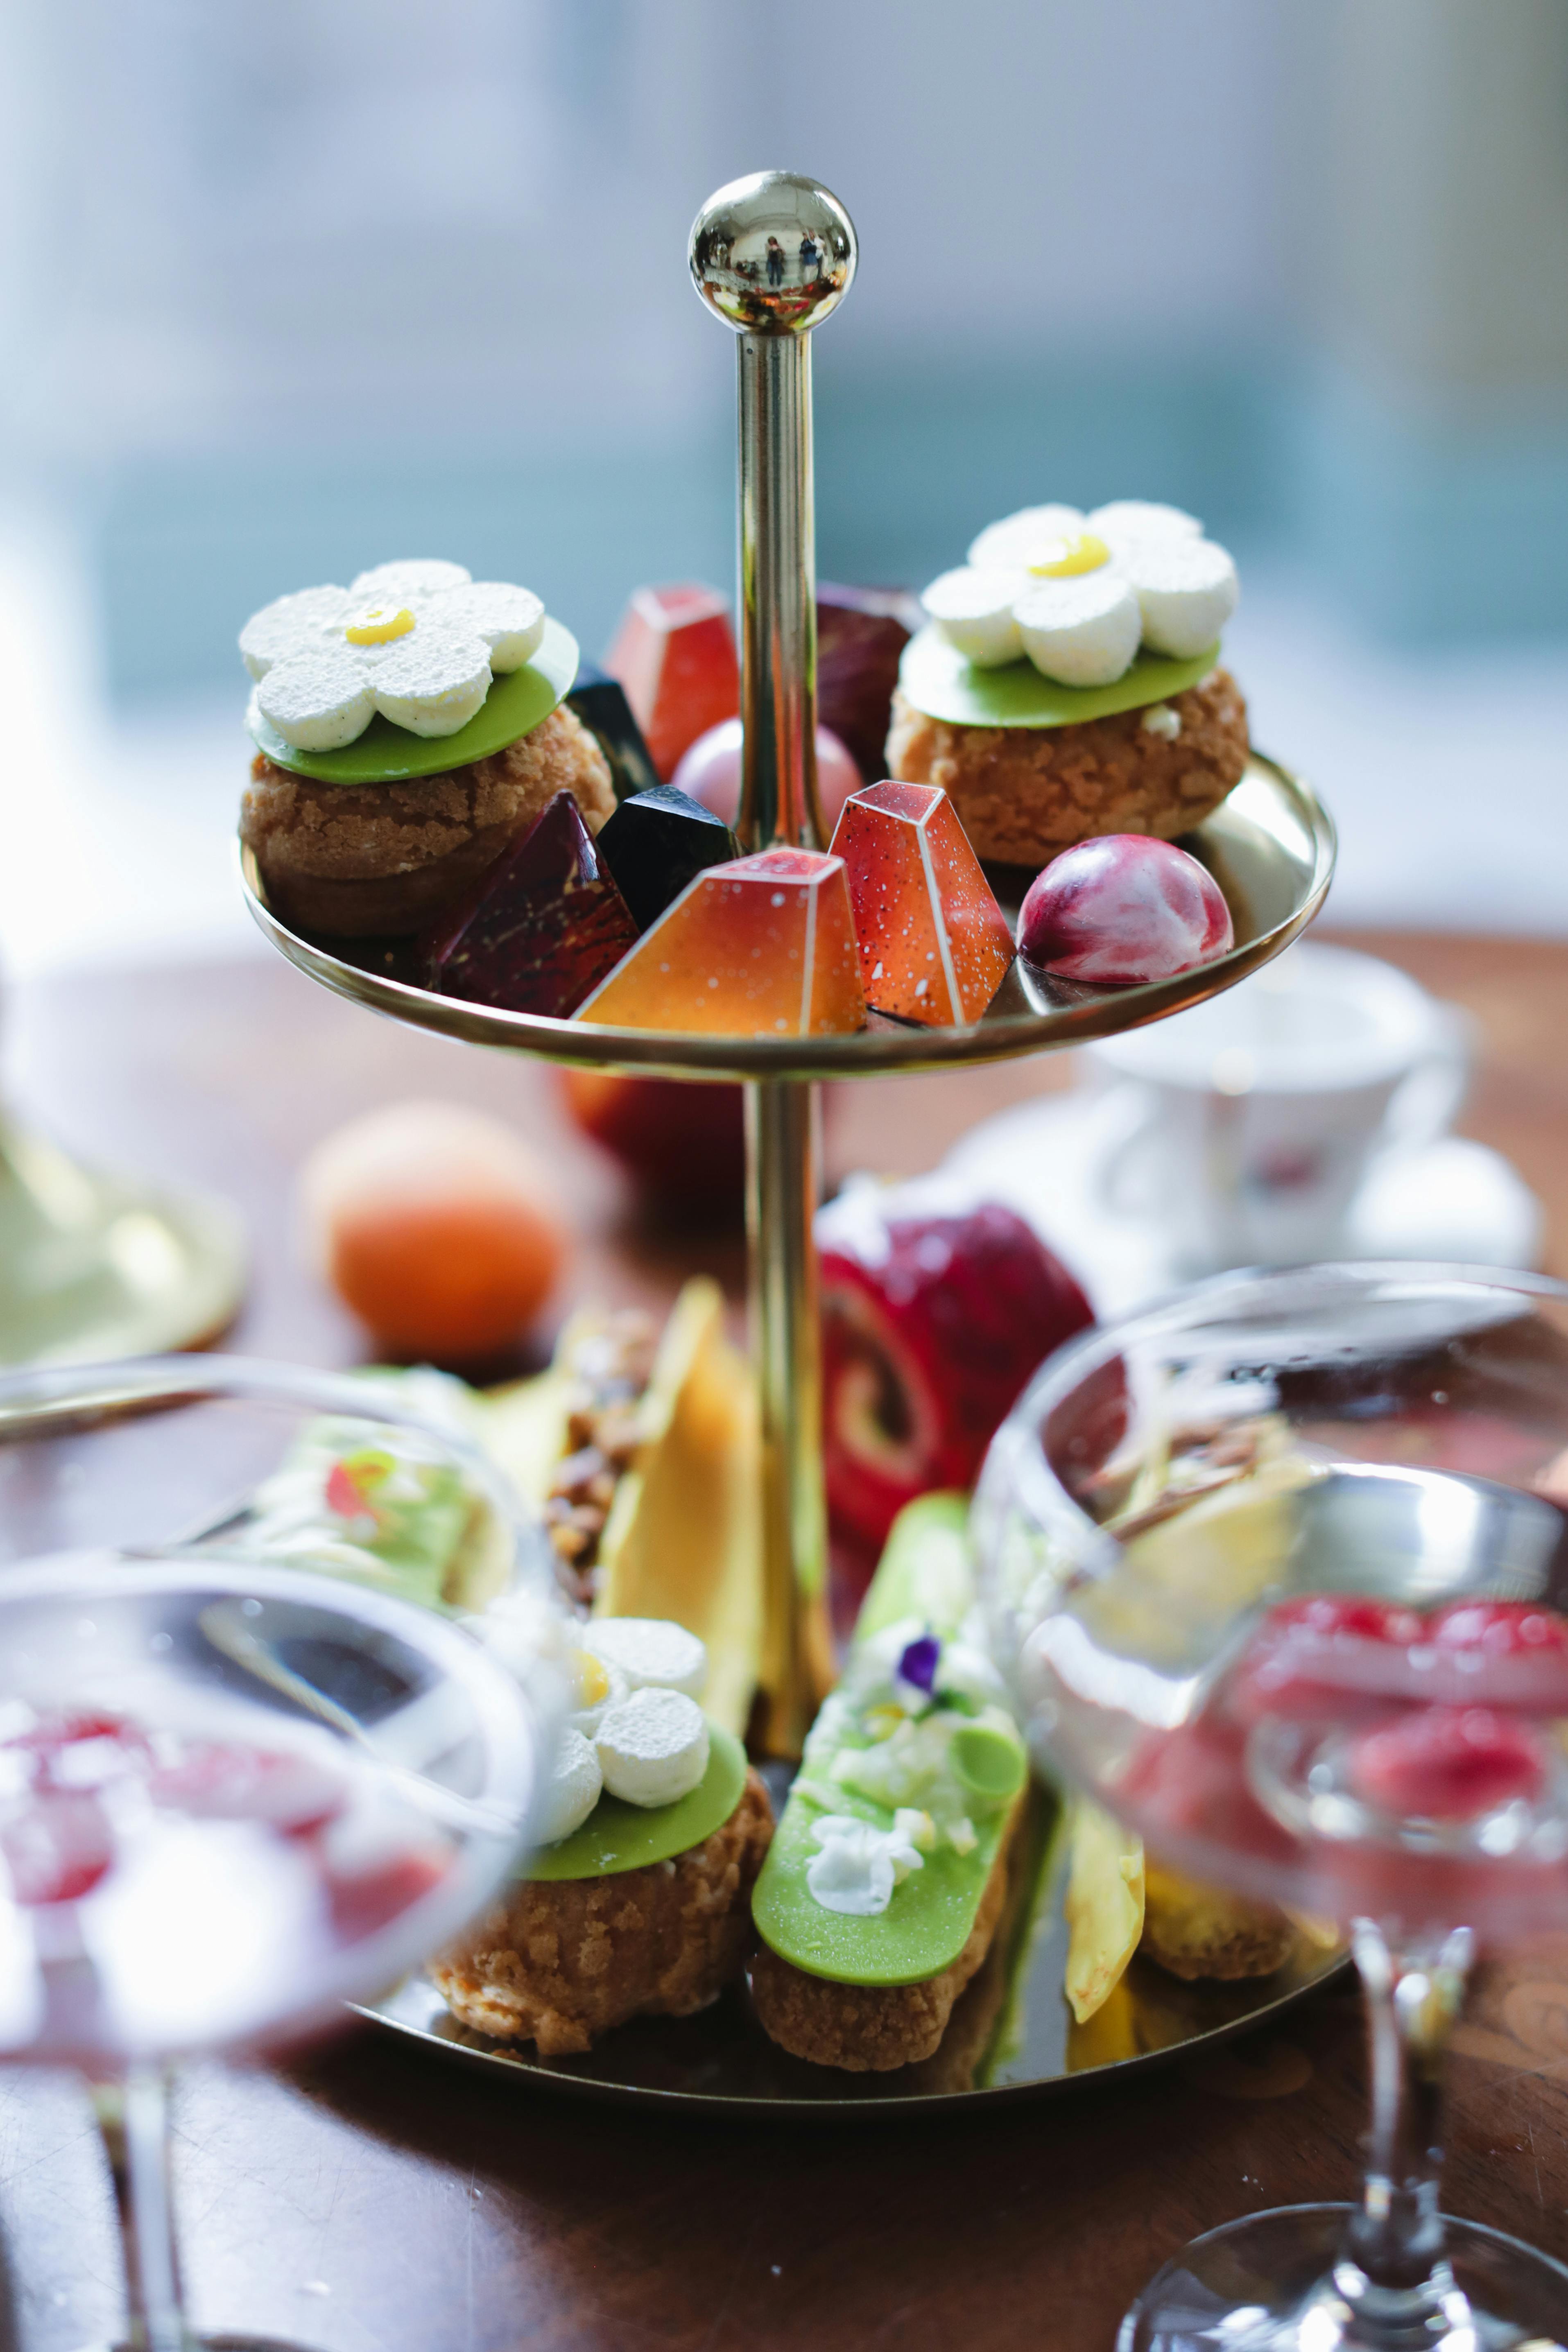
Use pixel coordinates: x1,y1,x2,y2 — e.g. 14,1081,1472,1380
299,1099,569,1361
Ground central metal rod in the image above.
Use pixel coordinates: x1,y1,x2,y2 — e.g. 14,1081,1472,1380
737,332,825,856
746,1079,834,1753
690,171,857,1753
738,326,832,1753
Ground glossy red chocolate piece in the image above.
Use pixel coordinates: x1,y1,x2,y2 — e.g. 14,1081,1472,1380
603,585,739,782
829,780,1014,1025
818,1183,1093,1558
420,791,638,1019
817,583,923,782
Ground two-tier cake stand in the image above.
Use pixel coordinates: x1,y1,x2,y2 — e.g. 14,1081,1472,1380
241,174,1337,2110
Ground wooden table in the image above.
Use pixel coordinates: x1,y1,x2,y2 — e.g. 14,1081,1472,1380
3,934,1568,2352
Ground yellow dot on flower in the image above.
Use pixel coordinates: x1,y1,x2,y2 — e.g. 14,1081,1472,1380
570,1649,610,1707
1027,532,1111,579
345,603,416,645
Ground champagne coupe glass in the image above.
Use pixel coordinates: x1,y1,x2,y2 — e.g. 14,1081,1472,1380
0,1355,564,2352
974,1265,1568,2352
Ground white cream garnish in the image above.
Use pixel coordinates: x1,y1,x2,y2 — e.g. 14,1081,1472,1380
919,566,1026,667
536,1726,604,1844
595,1687,709,1807
895,1807,937,1854
967,504,1087,570
1014,572,1142,688
240,584,355,680
1118,537,1238,658
805,1815,926,1916
565,1647,629,1738
256,649,378,752
371,625,492,738
435,582,546,672
584,1618,708,1698
1140,703,1182,740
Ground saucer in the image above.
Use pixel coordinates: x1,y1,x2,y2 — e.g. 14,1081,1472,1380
941,1083,1543,1317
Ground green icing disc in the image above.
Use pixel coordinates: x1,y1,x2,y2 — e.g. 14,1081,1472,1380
898,623,1220,730
524,1722,747,1882
247,617,579,784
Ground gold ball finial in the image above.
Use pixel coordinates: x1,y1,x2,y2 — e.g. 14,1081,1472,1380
689,170,856,335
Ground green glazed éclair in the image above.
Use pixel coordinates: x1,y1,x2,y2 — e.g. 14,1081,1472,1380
752,1493,1028,1987
240,1369,503,1611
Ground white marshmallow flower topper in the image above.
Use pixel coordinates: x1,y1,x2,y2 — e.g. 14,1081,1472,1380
921,501,1238,691
239,560,548,750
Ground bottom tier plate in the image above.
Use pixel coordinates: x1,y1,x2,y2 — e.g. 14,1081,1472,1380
356,1789,1344,2116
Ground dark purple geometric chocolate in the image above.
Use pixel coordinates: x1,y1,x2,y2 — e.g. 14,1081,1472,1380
593,784,740,933
566,662,662,804
817,583,923,782
419,791,637,1018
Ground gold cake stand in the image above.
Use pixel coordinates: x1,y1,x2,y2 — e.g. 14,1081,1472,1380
242,172,1338,2107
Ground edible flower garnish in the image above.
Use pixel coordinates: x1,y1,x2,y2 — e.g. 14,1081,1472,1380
921,499,1238,689
896,1632,941,1699
805,1814,927,1916
239,562,548,751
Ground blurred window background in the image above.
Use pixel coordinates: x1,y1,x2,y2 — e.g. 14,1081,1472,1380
0,0,1565,970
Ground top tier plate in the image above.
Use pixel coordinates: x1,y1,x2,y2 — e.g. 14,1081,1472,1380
240,751,1333,1083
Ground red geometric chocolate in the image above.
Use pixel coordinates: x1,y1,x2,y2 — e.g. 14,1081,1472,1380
419,791,637,1018
603,584,739,782
575,848,866,1038
828,780,1014,1025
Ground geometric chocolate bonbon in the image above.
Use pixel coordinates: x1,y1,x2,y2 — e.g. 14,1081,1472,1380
828,780,1014,1025
420,791,637,1018
565,662,662,803
593,785,741,932
603,583,740,783
576,847,866,1038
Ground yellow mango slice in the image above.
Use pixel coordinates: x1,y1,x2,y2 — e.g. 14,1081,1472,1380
1063,1799,1146,2024
594,1278,763,1740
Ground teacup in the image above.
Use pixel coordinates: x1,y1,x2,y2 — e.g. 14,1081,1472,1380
1086,941,1471,1274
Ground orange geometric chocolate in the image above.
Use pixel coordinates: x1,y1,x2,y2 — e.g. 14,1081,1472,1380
603,584,739,782
828,780,1014,1025
575,848,867,1037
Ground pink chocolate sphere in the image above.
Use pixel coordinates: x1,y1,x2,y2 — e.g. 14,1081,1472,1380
672,716,863,835
1017,835,1234,986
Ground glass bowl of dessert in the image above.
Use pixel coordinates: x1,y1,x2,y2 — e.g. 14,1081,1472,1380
975,1264,1568,2352
0,1354,565,2352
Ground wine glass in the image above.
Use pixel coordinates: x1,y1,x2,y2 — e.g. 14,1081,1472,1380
974,1265,1568,2352
0,1355,565,2352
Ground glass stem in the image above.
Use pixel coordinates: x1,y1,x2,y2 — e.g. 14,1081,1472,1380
91,2065,193,2352
1342,1918,1474,2303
